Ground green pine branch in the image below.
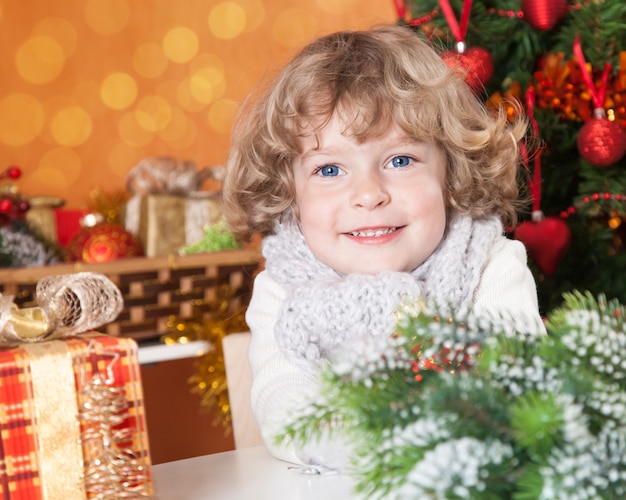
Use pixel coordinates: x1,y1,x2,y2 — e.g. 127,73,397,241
278,293,626,498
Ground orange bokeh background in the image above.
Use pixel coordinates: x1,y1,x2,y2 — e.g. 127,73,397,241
0,0,394,208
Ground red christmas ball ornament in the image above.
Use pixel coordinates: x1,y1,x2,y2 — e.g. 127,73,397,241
17,199,30,213
0,165,21,180
514,213,571,276
6,166,21,180
522,0,567,31
577,113,626,167
442,44,494,94
66,221,144,263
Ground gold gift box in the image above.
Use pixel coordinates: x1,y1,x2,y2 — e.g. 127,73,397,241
132,194,222,257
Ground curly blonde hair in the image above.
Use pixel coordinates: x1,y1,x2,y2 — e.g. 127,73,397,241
223,25,528,241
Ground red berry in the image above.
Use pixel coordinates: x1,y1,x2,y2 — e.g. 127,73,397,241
0,198,12,213
6,166,21,179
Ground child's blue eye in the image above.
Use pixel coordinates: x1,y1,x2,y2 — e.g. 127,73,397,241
317,165,340,177
391,156,411,168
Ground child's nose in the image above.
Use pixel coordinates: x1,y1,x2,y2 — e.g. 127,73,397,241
350,171,391,209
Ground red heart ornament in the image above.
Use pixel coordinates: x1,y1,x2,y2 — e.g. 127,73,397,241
514,216,571,275
442,46,494,94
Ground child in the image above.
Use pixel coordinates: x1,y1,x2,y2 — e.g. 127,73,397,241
222,25,544,467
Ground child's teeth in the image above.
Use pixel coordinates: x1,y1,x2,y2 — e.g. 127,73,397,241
351,228,397,237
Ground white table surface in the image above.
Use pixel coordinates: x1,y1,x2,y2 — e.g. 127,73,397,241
152,445,357,500
137,340,210,365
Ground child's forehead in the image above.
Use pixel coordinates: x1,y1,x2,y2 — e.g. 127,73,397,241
294,113,422,156
295,108,399,142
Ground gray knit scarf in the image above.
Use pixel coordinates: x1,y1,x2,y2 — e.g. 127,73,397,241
263,212,503,368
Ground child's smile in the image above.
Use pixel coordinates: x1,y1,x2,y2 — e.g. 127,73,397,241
344,225,402,242
293,113,448,275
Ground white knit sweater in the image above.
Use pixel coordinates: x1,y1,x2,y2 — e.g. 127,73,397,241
246,236,543,465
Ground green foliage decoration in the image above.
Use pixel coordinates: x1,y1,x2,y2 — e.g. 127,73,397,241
279,292,626,498
179,220,240,254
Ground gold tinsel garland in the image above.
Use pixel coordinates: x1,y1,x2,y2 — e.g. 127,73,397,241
87,188,129,225
486,51,626,126
161,284,249,433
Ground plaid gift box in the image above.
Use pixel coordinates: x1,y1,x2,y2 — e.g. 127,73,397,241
0,335,153,499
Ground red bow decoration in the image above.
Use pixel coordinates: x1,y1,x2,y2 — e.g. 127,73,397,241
573,35,626,167
513,87,571,275
439,0,494,93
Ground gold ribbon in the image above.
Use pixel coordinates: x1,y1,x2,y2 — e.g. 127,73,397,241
8,305,51,340
24,342,86,500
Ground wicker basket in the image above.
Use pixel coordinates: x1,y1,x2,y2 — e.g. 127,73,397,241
0,249,261,343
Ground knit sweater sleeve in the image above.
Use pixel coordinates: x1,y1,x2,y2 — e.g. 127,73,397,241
245,270,316,464
472,236,545,332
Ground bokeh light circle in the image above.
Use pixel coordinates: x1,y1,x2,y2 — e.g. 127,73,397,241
118,112,155,147
84,0,130,35
33,18,78,59
38,147,81,184
163,27,199,64
176,78,209,112
24,166,71,194
133,43,168,78
101,72,138,110
190,67,226,104
15,36,66,84
155,79,205,114
209,3,246,40
159,107,198,149
192,54,225,98
50,106,93,146
237,0,265,32
0,93,45,146
190,53,226,77
134,95,172,132
189,74,215,105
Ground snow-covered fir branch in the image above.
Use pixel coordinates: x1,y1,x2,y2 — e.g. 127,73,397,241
279,292,626,499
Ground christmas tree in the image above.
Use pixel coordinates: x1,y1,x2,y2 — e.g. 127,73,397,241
396,0,626,314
